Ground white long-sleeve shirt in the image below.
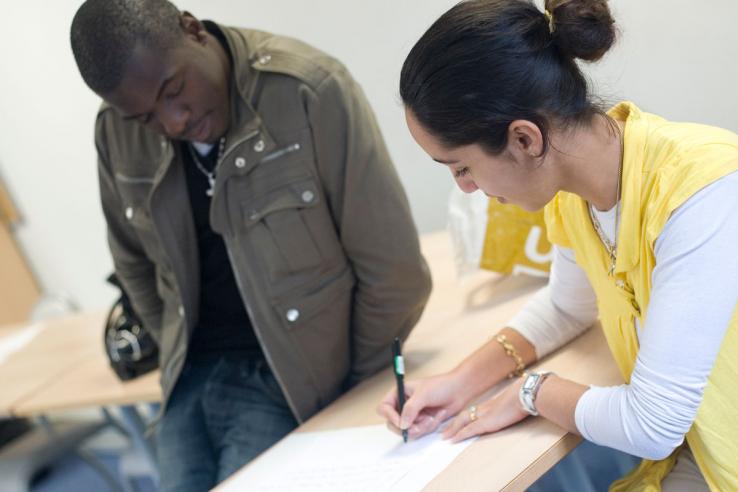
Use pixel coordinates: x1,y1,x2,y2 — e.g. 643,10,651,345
507,171,738,460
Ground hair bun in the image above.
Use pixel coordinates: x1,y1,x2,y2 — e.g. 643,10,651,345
547,0,616,62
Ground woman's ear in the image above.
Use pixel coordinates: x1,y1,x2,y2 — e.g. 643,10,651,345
506,120,545,162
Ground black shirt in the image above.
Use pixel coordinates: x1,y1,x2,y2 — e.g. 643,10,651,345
181,21,262,360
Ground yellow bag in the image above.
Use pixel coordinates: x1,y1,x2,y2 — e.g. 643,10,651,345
480,199,552,276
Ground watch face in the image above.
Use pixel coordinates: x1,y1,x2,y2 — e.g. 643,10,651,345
523,375,538,391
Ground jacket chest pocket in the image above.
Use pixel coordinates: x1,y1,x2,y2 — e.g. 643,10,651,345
241,177,327,280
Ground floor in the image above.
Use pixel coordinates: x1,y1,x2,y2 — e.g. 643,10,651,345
31,450,157,492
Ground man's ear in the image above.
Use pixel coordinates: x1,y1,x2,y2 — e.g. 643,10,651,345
506,120,545,161
179,11,207,44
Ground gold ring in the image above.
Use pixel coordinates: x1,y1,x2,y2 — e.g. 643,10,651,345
468,405,478,422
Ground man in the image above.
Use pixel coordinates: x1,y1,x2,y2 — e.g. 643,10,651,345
70,1,431,490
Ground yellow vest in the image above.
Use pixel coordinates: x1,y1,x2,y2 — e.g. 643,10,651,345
544,102,738,491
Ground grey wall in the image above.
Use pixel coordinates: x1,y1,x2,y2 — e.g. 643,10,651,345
1,0,736,310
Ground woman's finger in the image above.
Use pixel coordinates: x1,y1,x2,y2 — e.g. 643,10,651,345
386,421,402,436
442,405,473,439
399,388,430,431
407,408,447,439
449,418,485,444
377,388,402,428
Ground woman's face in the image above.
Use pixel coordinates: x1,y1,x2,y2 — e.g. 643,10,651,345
405,109,558,212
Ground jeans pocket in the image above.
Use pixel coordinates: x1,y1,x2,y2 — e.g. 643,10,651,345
255,361,290,409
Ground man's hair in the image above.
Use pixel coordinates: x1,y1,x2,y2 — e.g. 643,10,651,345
70,0,183,95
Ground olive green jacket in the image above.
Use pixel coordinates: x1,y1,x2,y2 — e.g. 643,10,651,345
94,25,431,422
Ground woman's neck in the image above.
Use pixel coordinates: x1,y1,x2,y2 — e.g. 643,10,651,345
554,114,625,211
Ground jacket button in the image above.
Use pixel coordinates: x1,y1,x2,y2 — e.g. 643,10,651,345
125,207,134,220
178,305,185,317
253,139,265,152
301,190,314,203
235,157,246,168
286,309,300,322
258,54,272,65
249,210,259,221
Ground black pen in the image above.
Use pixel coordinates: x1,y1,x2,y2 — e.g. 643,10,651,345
392,337,408,443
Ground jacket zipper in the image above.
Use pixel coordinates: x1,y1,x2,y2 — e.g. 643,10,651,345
260,142,301,164
218,130,303,421
216,130,302,422
224,246,302,421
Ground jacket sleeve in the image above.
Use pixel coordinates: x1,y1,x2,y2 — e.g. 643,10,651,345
304,68,432,384
95,117,163,342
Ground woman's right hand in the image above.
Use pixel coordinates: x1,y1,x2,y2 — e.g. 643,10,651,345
376,372,471,440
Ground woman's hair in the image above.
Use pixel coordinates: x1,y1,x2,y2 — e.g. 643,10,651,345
400,0,617,154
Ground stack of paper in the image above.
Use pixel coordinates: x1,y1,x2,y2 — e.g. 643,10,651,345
220,424,475,492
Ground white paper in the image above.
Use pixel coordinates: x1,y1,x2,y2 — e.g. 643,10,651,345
220,424,475,492
0,323,43,365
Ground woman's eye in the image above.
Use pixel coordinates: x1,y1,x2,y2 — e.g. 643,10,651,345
454,167,470,178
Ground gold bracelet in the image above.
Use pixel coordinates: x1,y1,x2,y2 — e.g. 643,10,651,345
495,334,525,379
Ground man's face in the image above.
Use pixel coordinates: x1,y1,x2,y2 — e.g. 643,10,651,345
104,16,230,144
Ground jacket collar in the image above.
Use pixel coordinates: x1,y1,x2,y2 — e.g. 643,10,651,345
218,24,265,150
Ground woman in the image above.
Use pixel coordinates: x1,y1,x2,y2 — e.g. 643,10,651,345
377,0,738,490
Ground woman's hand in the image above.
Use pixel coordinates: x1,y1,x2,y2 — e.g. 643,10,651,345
377,372,472,440
442,377,529,443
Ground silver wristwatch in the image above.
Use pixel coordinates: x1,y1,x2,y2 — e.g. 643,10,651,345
519,371,554,416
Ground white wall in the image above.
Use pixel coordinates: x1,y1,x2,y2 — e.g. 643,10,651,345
1,0,737,311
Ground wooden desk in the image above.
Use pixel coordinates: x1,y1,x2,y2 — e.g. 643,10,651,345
2,232,622,490
0,311,111,417
0,308,159,418
13,352,160,416
1,308,162,476
219,232,623,491
0,311,160,488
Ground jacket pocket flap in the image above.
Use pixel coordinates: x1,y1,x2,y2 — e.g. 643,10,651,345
273,267,355,329
242,177,320,226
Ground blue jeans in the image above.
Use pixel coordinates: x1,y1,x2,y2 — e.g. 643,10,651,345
156,355,298,492
527,439,641,492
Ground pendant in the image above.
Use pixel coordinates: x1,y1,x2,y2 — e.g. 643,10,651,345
206,175,215,197
608,253,617,276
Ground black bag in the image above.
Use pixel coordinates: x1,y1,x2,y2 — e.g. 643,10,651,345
104,273,159,380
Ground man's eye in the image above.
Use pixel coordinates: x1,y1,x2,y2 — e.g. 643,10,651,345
454,167,470,178
139,114,153,124
166,79,185,100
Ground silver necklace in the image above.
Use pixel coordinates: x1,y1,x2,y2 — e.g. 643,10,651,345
588,127,624,277
188,136,226,197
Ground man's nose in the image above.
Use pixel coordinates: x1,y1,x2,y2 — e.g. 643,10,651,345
159,105,189,138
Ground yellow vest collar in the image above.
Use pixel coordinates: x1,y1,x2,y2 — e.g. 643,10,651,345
608,102,645,274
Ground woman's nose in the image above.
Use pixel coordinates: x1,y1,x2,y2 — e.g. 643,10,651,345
456,177,479,194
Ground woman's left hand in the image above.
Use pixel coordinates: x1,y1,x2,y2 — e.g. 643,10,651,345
442,377,529,443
